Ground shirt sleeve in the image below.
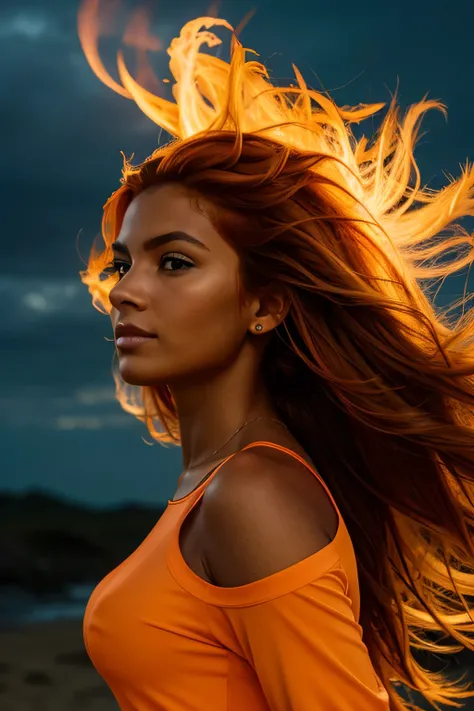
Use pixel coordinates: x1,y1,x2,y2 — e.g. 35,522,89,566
222,561,391,711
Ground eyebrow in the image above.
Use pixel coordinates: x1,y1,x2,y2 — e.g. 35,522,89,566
112,231,210,256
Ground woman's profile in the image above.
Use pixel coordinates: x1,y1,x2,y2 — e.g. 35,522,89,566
77,3,474,710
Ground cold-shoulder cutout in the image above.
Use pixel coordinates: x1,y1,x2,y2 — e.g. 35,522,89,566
200,444,340,588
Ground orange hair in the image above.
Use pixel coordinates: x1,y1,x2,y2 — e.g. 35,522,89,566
78,6,474,709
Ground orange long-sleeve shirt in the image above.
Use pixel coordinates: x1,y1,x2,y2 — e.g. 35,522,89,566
83,441,391,710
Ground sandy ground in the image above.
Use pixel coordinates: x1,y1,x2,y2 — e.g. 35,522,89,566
0,618,118,711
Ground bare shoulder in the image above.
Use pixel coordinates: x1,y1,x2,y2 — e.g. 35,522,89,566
201,445,339,587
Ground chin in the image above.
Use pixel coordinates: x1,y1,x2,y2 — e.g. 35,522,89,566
117,358,162,387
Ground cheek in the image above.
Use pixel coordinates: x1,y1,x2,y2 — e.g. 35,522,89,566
159,282,245,362
160,275,242,334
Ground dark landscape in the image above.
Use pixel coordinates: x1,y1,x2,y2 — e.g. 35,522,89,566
0,491,165,598
0,491,165,710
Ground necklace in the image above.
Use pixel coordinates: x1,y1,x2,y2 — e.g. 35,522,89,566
188,416,288,471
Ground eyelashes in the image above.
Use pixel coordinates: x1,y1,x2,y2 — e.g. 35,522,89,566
102,253,195,280
102,260,128,279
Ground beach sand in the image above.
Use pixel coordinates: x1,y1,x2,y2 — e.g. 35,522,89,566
0,618,118,711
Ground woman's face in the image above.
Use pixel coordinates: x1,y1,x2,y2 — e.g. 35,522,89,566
108,182,253,387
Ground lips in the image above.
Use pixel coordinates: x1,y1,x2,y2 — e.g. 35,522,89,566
114,323,156,339
114,323,157,349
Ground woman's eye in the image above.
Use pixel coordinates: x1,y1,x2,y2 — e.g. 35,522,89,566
102,260,130,280
160,253,194,272
101,253,194,281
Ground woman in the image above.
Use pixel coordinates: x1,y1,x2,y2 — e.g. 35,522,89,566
78,5,474,711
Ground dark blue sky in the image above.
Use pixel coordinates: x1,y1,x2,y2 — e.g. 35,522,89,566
2,0,473,506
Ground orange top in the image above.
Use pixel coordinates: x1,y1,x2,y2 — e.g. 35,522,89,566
83,441,391,710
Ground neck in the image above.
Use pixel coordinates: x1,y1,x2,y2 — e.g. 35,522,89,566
168,351,280,472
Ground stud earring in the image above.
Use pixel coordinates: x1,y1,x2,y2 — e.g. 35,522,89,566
255,324,263,332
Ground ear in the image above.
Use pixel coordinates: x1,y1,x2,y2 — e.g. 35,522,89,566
250,284,290,335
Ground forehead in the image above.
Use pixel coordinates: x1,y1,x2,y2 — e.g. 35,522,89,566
117,183,223,249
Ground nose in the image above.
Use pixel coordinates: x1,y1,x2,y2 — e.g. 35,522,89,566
109,273,148,312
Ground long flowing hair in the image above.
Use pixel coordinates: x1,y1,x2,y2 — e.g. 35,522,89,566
78,6,474,709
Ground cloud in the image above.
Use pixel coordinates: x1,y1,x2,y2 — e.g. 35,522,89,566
0,383,129,430
23,281,82,314
54,413,130,430
0,12,54,40
0,276,92,333
75,385,117,405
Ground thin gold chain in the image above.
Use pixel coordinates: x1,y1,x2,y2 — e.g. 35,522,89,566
188,415,288,471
